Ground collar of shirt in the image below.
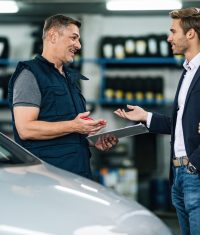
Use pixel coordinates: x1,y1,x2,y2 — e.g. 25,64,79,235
183,52,200,71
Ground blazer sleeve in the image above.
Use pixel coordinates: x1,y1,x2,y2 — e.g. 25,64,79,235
149,112,172,135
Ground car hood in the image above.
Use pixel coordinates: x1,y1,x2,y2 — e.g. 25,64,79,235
0,162,172,235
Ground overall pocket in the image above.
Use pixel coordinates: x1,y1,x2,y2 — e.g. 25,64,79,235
53,88,76,116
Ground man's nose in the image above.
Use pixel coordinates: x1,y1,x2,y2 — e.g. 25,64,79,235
167,35,172,42
76,40,81,50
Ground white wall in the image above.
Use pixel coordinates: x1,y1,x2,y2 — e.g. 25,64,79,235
0,24,37,59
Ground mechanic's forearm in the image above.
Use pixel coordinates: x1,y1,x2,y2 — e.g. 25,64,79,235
16,120,76,140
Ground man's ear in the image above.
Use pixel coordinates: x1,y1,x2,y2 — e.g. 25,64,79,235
48,29,57,43
186,28,195,39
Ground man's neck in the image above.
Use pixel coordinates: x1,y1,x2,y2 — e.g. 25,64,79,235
185,44,200,62
41,52,63,73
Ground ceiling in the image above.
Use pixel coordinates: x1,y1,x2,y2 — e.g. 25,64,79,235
0,0,200,24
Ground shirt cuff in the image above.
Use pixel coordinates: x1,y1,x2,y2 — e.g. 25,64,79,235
146,112,153,128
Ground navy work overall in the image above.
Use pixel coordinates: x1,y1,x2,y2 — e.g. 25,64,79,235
8,55,92,178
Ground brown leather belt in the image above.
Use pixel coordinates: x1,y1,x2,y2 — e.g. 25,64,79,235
173,156,189,167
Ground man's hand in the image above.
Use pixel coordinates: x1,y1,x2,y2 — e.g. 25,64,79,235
74,112,107,135
94,134,118,151
114,105,148,122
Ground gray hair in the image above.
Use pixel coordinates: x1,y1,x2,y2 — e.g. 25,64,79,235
42,14,81,39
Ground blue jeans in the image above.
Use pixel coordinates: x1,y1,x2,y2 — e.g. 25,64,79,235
172,166,200,235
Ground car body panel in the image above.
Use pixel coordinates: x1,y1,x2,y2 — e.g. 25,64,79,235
0,132,172,235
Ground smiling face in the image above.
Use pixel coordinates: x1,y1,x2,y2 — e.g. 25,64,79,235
55,23,81,63
167,19,189,56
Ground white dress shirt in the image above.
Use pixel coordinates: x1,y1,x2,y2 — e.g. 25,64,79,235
147,52,200,158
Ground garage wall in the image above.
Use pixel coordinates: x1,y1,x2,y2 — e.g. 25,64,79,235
0,24,37,59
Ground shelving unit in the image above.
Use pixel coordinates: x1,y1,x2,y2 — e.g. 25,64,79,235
0,57,183,107
99,99,172,107
89,56,179,205
96,57,182,107
96,57,183,65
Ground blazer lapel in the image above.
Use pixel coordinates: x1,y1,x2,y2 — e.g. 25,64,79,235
184,65,200,110
172,69,186,116
170,69,186,135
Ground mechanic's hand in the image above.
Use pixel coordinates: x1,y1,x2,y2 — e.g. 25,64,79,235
114,105,148,122
94,134,118,151
74,112,107,135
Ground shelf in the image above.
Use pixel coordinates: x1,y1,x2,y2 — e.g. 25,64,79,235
74,57,183,67
99,99,172,107
0,98,171,109
0,99,9,106
97,57,183,65
0,57,183,66
0,59,19,66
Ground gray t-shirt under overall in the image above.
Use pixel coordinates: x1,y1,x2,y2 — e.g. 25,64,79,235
13,69,41,107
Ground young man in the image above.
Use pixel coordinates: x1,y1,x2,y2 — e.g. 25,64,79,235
115,7,200,235
8,14,118,179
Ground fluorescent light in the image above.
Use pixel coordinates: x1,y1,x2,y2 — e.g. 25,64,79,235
0,1,19,13
106,0,182,11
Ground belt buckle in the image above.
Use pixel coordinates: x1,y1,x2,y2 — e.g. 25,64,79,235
179,157,184,166
173,156,185,166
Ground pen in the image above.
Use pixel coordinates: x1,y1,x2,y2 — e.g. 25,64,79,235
81,117,94,120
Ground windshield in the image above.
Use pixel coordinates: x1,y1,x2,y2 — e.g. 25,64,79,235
0,132,41,166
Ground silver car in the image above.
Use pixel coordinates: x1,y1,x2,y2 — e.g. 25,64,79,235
0,132,172,235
